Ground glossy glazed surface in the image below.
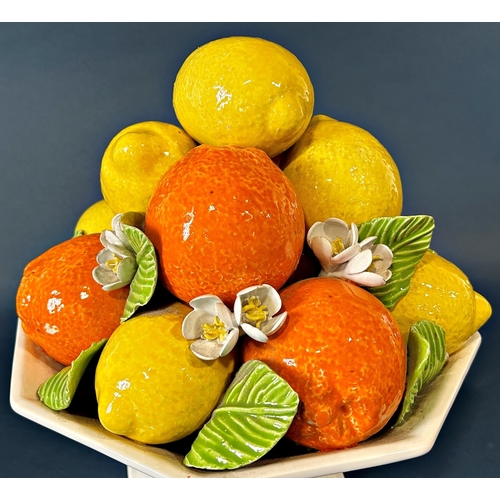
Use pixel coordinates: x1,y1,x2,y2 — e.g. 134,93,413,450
144,144,305,306
10,320,482,477
100,121,196,214
282,115,403,228
242,277,407,451
16,234,128,366
95,303,236,445
390,250,491,353
173,36,314,158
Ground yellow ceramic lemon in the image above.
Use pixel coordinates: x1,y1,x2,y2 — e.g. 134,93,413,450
95,302,236,445
390,250,492,353
74,199,114,236
100,121,196,214
281,115,403,228
172,36,314,158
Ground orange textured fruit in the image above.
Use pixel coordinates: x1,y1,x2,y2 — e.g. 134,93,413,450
144,144,305,305
242,277,407,451
16,234,129,366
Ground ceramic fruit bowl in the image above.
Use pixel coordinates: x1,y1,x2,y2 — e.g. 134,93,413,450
10,320,481,478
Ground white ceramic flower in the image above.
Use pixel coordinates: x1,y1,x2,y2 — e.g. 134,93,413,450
320,238,393,287
307,217,393,287
182,295,240,361
307,218,361,274
233,284,287,342
92,213,138,291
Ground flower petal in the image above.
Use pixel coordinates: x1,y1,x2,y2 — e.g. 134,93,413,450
310,236,336,270
348,271,386,287
369,258,391,274
378,268,392,282
322,218,350,241
345,249,373,274
101,227,136,257
318,268,331,278
359,235,378,250
96,248,114,265
190,339,223,361
92,265,119,286
347,222,359,247
261,311,287,336
182,309,215,339
100,229,122,248
321,261,348,279
306,221,328,245
188,295,221,314
235,284,282,323
102,280,128,292
219,328,240,357
259,285,282,316
116,257,138,283
331,243,360,264
93,265,128,291
111,214,134,251
371,243,393,263
236,284,261,297
233,294,243,325
238,284,281,317
215,301,237,329
241,323,269,343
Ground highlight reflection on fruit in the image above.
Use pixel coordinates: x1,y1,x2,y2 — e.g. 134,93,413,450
95,303,236,445
173,36,314,158
242,277,407,451
16,234,129,366
144,144,305,306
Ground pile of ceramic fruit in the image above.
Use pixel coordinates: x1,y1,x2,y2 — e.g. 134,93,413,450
16,36,492,471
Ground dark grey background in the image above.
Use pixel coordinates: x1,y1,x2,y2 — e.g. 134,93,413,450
1,23,498,478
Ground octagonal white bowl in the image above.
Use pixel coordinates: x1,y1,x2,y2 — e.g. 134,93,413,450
10,320,481,478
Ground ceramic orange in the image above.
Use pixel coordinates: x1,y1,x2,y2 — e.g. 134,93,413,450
242,277,407,451
16,234,129,366
144,144,305,306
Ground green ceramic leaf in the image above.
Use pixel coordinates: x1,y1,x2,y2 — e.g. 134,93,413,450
394,320,447,426
357,215,435,309
120,223,158,322
184,360,300,470
37,339,107,411
73,229,85,237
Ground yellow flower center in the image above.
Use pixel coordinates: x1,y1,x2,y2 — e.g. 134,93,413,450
367,254,382,273
331,238,345,256
201,316,228,341
105,255,121,273
242,296,268,329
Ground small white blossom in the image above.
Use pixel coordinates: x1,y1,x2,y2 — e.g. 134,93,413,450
182,285,287,360
233,284,287,342
92,213,138,291
307,218,361,273
182,295,239,361
307,217,393,287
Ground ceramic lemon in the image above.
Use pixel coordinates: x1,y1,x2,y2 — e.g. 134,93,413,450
281,114,403,228
390,249,492,353
94,302,236,445
74,199,114,236
173,36,314,158
100,121,196,214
